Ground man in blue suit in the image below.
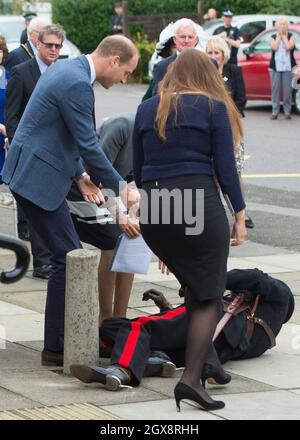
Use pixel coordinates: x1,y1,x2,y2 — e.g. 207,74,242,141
1,35,140,365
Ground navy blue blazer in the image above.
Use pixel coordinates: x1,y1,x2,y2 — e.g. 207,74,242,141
152,54,177,96
5,57,41,143
4,42,35,72
2,55,124,211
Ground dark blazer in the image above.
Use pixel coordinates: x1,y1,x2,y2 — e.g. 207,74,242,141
218,268,294,363
151,54,177,96
4,41,35,72
20,29,28,45
222,63,246,117
5,57,41,143
2,55,123,211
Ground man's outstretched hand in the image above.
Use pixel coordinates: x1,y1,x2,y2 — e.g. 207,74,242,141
142,288,172,312
77,174,105,205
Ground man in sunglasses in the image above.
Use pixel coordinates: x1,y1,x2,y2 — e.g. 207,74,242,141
4,25,65,280
4,16,51,72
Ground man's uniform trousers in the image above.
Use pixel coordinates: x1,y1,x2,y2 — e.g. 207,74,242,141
99,306,187,385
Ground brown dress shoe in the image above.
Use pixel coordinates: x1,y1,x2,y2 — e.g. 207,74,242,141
70,364,131,391
41,349,63,366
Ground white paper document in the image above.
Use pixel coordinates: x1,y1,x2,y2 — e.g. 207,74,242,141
109,234,153,274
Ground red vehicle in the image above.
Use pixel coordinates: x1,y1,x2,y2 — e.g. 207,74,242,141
238,24,300,113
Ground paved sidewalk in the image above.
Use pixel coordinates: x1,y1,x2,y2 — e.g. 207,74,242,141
0,194,300,420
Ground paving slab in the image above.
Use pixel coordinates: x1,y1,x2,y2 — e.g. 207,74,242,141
227,257,295,274
142,371,277,398
0,300,36,316
135,306,161,315
14,340,44,352
289,389,300,395
275,272,300,282
0,292,46,314
0,255,21,270
101,398,223,420
225,324,300,389
207,390,300,420
243,254,300,272
0,370,165,407
0,313,44,342
229,241,294,258
0,275,47,294
0,341,43,370
0,387,40,411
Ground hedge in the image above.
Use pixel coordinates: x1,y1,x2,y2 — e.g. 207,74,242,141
52,0,300,82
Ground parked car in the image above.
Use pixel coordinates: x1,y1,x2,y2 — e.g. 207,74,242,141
0,15,81,59
205,14,300,47
238,24,300,113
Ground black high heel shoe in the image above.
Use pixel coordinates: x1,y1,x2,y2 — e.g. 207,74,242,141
201,363,231,388
174,382,225,412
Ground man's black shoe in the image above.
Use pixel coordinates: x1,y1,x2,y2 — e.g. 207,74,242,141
70,364,131,391
32,264,52,279
18,231,30,241
144,351,176,378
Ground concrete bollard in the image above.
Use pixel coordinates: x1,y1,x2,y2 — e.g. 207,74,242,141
63,249,100,374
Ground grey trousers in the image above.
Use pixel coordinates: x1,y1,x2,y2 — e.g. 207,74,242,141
270,69,293,114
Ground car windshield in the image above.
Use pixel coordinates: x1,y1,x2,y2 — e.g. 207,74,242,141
0,20,24,42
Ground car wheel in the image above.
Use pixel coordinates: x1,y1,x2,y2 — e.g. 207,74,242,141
293,89,300,114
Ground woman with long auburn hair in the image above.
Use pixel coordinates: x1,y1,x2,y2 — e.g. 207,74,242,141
133,49,247,411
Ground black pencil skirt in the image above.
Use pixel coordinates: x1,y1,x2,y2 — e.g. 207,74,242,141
140,174,230,302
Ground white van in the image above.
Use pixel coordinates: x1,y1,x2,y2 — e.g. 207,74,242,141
0,15,81,59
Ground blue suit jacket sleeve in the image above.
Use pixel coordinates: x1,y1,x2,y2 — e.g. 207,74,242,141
58,80,125,195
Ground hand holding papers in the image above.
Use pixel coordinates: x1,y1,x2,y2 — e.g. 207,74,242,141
109,234,153,274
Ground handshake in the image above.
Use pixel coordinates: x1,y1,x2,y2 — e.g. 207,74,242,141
76,174,141,238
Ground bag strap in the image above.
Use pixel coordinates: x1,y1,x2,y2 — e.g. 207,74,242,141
253,317,276,348
216,292,276,349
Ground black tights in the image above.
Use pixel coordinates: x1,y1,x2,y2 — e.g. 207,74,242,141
180,288,223,404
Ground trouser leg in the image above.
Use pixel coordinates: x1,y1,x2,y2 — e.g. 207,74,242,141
282,70,292,114
270,70,281,114
13,193,82,351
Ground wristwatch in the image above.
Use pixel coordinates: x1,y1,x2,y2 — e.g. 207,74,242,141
75,171,88,182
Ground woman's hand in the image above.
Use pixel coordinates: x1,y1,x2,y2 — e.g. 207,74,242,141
158,259,171,275
231,210,247,246
117,213,140,238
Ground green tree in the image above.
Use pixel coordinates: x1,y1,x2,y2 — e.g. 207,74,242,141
255,0,300,15
52,0,117,54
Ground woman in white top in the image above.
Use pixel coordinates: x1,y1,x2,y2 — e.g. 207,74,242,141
269,17,296,120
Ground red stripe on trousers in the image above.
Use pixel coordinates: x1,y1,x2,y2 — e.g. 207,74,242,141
119,306,186,367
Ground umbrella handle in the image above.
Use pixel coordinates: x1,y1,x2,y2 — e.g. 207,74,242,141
0,233,30,284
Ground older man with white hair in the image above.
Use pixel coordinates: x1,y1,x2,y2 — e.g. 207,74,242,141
4,16,51,71
151,18,207,95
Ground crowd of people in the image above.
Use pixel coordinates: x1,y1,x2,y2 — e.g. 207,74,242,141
0,4,298,412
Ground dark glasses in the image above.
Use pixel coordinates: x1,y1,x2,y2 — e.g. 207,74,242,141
40,41,63,49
